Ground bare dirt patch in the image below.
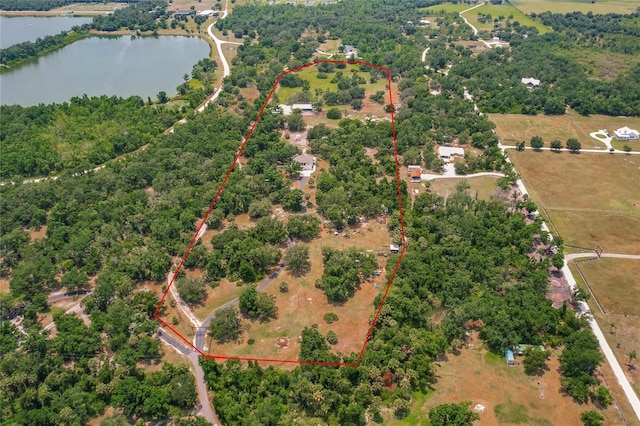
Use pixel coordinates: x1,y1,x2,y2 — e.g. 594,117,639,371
27,225,47,241
0,278,9,294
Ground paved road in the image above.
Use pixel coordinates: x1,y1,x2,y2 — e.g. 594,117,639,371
566,253,640,262
421,46,430,63
502,145,640,155
562,257,640,421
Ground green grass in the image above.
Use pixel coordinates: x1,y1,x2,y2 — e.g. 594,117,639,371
420,3,472,14
465,4,551,34
578,258,640,316
276,64,383,104
429,176,501,201
494,402,553,426
510,0,639,15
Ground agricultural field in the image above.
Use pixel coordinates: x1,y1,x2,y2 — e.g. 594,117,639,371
508,151,640,254
381,334,624,425
510,0,640,15
569,261,640,405
491,111,640,150
576,258,640,316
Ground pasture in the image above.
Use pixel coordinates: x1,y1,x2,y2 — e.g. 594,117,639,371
510,0,639,15
577,258,640,316
508,151,640,254
491,111,640,150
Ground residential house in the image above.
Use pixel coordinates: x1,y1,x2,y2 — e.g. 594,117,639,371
410,168,422,182
438,146,464,161
343,45,358,58
407,165,422,177
521,77,541,89
613,126,639,141
292,153,316,172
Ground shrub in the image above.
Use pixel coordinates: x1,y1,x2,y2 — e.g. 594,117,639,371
326,330,338,345
323,312,338,324
326,107,342,119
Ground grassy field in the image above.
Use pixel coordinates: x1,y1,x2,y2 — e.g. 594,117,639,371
381,334,623,425
577,258,640,316
275,62,396,122
510,0,639,14
491,111,640,150
429,176,501,201
569,263,640,409
420,3,472,14
465,3,551,34
556,48,639,81
508,151,640,254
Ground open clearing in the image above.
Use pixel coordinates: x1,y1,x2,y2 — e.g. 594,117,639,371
206,217,391,362
510,0,639,15
491,111,640,150
382,334,623,425
508,151,640,253
465,3,550,34
421,2,549,34
429,176,501,201
576,258,640,316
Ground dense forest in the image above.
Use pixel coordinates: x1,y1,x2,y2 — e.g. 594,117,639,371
0,0,631,423
0,0,141,11
0,26,90,67
0,96,182,179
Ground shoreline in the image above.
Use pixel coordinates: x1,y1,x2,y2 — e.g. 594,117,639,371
0,10,113,17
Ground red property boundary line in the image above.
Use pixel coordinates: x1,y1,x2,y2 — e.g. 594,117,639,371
153,59,406,367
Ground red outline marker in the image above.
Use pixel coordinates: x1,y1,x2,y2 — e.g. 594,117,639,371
154,60,406,367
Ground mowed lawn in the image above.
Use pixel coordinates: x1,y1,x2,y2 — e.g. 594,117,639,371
491,112,640,151
508,151,640,254
382,334,623,425
578,258,640,316
510,0,639,14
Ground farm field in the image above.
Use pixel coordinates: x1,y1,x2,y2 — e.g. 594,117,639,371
576,258,640,316
510,0,640,15
382,334,624,425
507,151,640,254
491,111,640,150
429,176,501,201
569,262,640,407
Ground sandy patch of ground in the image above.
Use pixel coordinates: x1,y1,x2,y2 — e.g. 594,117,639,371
384,334,624,425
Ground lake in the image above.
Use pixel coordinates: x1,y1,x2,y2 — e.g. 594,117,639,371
0,35,210,106
0,16,94,48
